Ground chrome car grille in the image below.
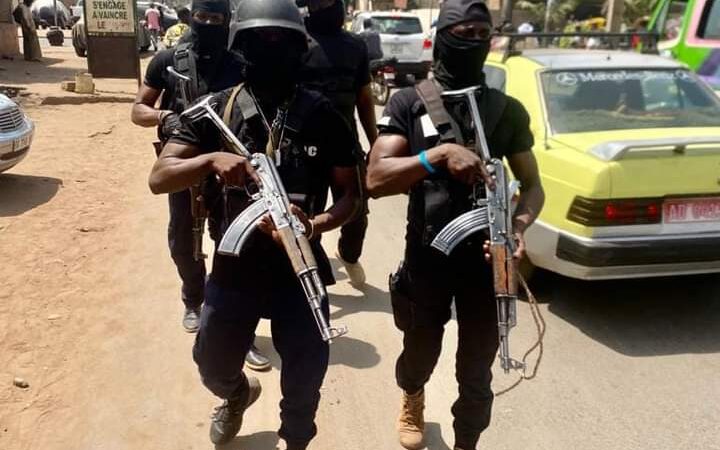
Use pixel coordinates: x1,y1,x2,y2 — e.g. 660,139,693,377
0,106,25,133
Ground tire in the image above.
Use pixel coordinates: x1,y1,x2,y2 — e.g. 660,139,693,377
74,45,86,57
370,75,390,106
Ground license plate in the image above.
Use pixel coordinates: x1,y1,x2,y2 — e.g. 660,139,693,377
383,72,395,80
389,44,403,55
12,134,31,151
663,198,720,223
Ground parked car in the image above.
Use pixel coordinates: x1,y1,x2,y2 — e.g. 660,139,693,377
483,48,720,280
650,0,720,90
0,95,34,174
31,0,73,29
351,11,431,85
72,15,151,57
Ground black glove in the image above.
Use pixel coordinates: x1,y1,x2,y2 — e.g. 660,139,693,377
160,111,182,140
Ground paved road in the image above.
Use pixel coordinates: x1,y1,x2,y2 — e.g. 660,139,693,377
0,47,719,450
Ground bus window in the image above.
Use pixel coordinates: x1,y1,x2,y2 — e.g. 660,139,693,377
655,0,689,41
699,0,720,39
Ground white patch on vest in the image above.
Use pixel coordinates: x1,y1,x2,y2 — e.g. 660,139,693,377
377,116,391,127
421,114,439,138
306,145,318,157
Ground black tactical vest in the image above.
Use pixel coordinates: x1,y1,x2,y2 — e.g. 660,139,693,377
409,80,508,247
302,33,361,132
206,86,328,241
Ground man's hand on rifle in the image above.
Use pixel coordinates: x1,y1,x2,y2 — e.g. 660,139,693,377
439,143,496,189
483,231,526,262
257,204,313,246
210,153,259,187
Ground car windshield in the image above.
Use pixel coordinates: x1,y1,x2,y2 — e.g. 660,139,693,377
369,16,422,35
541,69,720,133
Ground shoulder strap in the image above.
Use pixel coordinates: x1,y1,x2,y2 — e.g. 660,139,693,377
415,79,464,144
173,42,199,102
221,83,261,126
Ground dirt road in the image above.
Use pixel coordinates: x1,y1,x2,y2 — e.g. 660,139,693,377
1,46,719,450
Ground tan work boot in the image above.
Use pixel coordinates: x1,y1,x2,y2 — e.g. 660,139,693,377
397,389,425,450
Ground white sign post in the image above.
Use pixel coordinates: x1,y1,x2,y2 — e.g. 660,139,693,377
85,0,136,35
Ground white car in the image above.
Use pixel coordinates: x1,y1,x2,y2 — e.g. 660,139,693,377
351,11,432,85
0,95,34,173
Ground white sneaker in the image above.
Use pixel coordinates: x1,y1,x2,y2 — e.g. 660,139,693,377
336,250,366,287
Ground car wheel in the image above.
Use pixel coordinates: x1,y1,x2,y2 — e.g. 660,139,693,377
74,46,86,57
140,45,150,52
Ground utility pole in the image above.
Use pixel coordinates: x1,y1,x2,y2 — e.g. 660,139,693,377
501,0,513,25
606,0,625,32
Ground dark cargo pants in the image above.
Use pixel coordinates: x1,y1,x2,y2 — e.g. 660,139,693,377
336,153,369,264
193,278,330,446
390,240,499,450
168,189,206,308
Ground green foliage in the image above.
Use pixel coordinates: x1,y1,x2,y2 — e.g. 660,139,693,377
623,0,658,25
515,0,582,30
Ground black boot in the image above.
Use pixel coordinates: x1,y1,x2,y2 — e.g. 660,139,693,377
209,377,262,445
245,344,271,371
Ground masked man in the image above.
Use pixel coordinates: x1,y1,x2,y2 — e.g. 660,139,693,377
148,0,359,447
366,1,545,449
300,0,377,287
131,0,270,369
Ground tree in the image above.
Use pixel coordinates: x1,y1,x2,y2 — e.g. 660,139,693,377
621,0,658,25
515,0,581,30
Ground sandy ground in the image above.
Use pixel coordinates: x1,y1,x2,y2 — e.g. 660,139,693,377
1,46,719,450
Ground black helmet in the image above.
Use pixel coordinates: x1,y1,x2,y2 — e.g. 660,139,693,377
234,0,306,35
229,0,307,49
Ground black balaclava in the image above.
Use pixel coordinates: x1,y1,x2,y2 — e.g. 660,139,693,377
433,0,492,90
305,0,345,35
190,0,230,59
240,29,307,101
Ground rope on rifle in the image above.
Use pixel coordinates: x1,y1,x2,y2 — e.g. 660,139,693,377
495,274,547,396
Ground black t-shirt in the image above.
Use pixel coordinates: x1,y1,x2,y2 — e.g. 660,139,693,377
169,86,357,288
301,30,371,136
378,86,534,247
144,47,245,112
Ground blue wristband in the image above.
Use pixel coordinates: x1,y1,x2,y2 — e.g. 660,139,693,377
418,150,436,174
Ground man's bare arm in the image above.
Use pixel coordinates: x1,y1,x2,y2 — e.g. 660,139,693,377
367,134,491,198
356,83,378,146
507,151,545,234
311,166,360,234
131,84,171,127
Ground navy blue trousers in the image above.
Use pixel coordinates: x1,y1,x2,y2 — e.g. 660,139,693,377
168,190,206,308
193,278,330,446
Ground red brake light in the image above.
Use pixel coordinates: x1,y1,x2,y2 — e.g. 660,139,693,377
423,38,432,50
568,197,662,226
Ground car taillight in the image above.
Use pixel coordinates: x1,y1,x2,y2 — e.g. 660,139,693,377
567,196,662,226
423,38,432,50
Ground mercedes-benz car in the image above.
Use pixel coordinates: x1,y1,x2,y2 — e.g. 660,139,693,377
484,48,720,280
0,94,34,173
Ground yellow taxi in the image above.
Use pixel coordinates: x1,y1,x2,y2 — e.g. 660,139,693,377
484,49,720,279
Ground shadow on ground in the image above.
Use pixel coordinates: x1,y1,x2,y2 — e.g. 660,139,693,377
425,422,453,450
253,332,381,370
546,273,720,357
219,430,279,450
0,173,62,216
329,258,392,321
0,56,80,86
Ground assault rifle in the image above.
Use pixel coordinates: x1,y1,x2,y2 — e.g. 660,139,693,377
166,66,207,262
430,86,523,374
179,96,348,343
